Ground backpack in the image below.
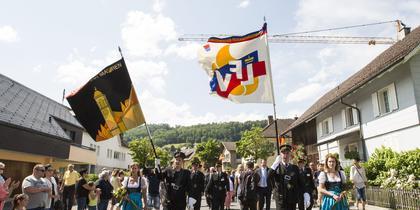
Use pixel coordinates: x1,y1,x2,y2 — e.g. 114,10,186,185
239,172,257,201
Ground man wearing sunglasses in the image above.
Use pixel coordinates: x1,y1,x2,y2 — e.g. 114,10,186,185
22,164,51,210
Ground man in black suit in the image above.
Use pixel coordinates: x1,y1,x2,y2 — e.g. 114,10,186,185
189,157,205,210
297,159,316,210
269,144,311,210
205,162,229,210
256,159,272,210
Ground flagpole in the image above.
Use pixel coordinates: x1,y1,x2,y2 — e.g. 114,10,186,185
264,21,281,155
118,46,161,163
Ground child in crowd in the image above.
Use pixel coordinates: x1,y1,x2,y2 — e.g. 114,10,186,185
87,181,100,210
12,194,29,210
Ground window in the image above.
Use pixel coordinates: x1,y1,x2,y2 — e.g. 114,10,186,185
342,105,358,128
96,146,100,156
372,83,398,117
69,131,76,141
114,151,121,160
107,149,113,158
318,117,333,136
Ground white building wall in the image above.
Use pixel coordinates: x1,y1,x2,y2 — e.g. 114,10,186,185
365,124,420,156
81,132,134,172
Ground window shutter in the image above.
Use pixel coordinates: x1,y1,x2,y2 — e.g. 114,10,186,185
342,109,347,128
372,92,380,117
352,104,358,124
318,122,323,137
328,117,333,133
388,83,398,111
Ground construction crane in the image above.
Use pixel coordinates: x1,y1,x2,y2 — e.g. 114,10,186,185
178,20,410,45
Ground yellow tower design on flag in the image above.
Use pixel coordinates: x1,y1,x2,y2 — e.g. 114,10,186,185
93,87,120,136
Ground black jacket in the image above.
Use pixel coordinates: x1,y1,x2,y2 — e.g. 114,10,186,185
269,163,309,204
189,170,205,199
299,167,316,193
205,171,229,196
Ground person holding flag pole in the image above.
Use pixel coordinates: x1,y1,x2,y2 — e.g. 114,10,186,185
198,22,312,210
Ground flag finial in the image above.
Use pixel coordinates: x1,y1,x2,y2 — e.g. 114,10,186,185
118,46,124,59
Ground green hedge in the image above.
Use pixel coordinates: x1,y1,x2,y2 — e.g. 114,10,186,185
364,146,419,189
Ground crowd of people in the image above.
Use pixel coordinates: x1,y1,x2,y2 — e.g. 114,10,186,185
0,144,369,210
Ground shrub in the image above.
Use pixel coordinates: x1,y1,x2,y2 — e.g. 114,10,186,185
364,147,419,189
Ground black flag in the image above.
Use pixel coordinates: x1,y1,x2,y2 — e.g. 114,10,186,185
67,59,145,141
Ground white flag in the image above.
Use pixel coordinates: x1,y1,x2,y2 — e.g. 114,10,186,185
198,23,274,103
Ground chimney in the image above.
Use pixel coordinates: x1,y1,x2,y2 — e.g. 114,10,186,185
267,115,274,125
294,115,298,120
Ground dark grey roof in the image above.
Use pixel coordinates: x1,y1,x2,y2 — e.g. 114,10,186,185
0,74,83,140
262,118,295,138
221,141,236,151
282,26,420,135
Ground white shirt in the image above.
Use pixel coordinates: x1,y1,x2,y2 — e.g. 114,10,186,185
318,171,346,184
42,177,58,208
350,165,367,189
122,176,147,190
258,167,268,188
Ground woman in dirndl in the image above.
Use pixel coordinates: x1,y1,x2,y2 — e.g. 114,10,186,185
318,154,349,210
122,163,147,210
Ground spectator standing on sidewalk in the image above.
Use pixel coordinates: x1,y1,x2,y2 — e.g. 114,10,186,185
96,170,113,210
22,164,50,210
75,169,94,210
350,157,368,210
43,164,59,210
1,162,20,210
61,164,79,210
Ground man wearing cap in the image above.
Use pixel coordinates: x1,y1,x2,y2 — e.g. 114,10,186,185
205,162,229,210
160,151,191,210
189,157,205,210
297,158,315,210
270,144,311,210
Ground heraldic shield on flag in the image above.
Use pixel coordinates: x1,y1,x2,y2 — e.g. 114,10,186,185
67,59,145,141
198,23,274,103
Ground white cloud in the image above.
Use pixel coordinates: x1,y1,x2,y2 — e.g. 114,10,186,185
285,82,336,103
164,42,201,60
33,65,42,73
56,58,98,86
238,0,250,8
126,59,169,93
121,11,177,58
0,25,18,42
140,90,264,126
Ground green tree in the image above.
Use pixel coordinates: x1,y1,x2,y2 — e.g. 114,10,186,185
195,139,223,168
236,127,275,161
128,138,170,168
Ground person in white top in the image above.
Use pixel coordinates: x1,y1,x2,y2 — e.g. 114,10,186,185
350,157,368,210
42,164,59,210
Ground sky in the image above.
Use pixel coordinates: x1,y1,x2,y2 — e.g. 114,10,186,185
1,0,419,126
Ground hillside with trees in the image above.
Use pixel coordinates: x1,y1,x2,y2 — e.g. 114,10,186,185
123,120,267,146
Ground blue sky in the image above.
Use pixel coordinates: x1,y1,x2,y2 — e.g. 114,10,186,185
1,0,419,126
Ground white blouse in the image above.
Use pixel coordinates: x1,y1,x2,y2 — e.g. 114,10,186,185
318,171,346,184
122,176,147,190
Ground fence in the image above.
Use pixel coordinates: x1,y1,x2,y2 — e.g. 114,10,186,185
364,186,420,209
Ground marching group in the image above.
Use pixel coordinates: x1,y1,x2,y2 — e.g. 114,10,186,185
0,144,369,210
